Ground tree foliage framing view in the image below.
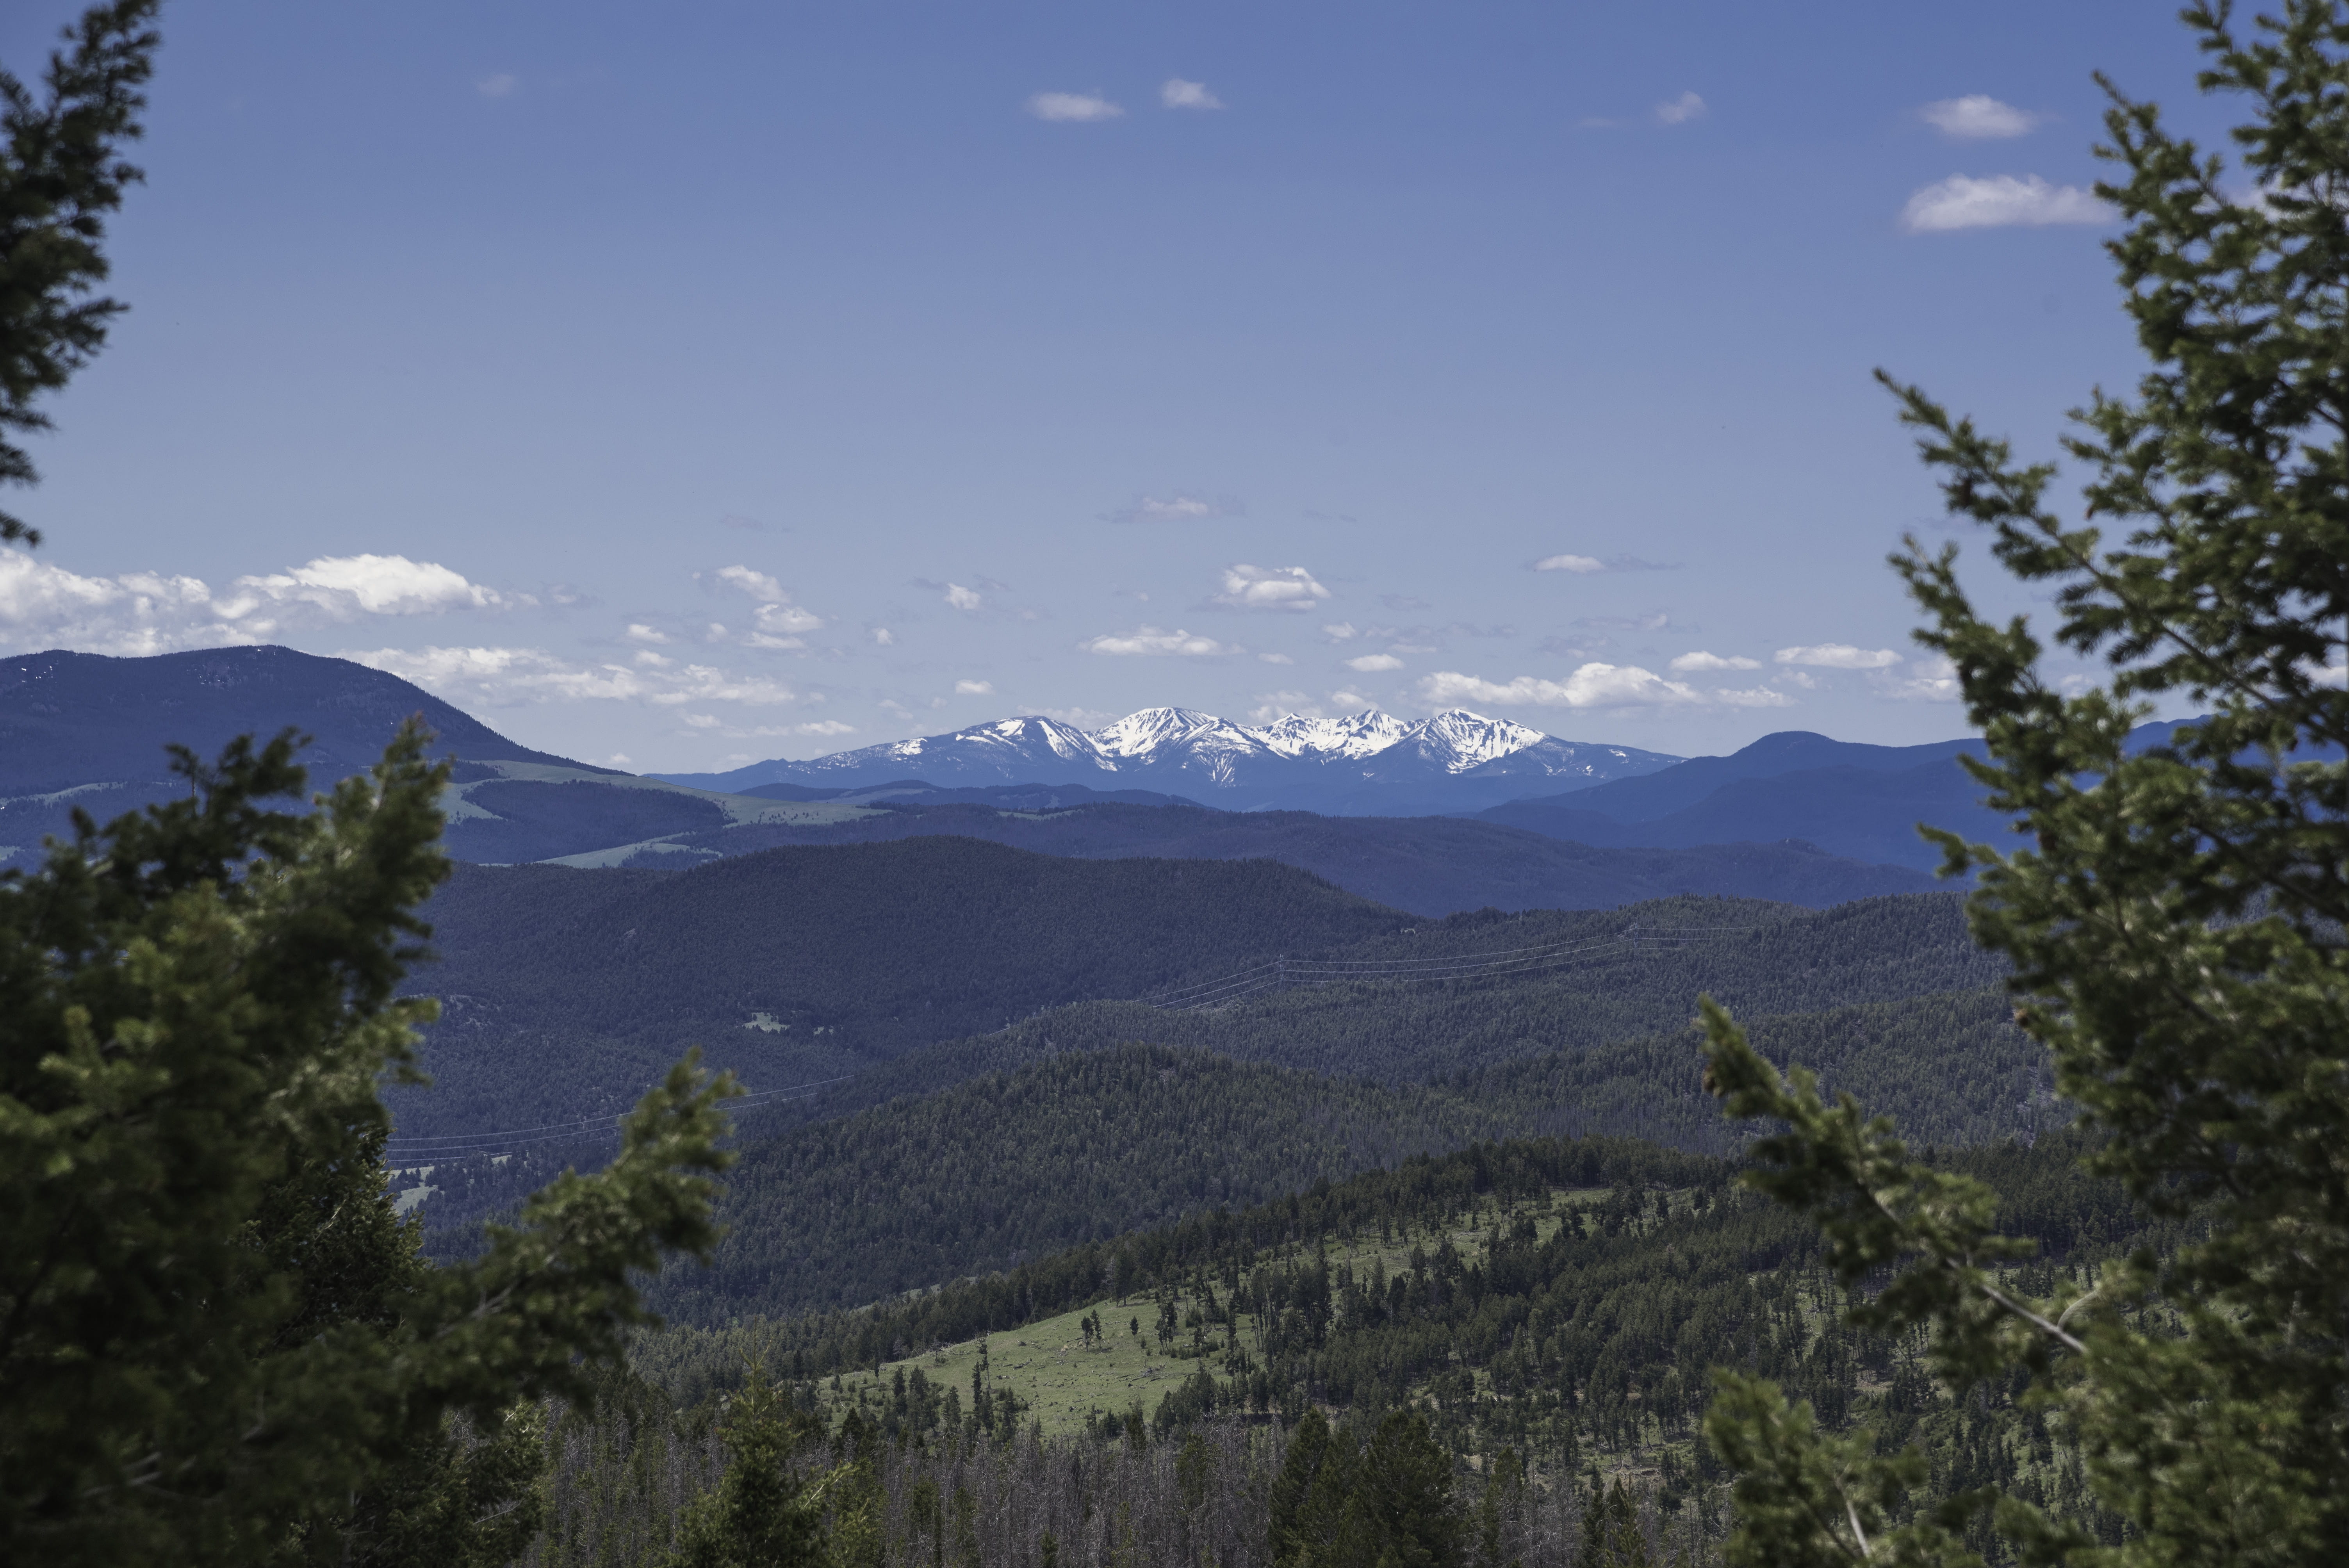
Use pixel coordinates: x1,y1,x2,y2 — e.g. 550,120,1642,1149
0,9,744,1564
1698,3,2349,1564
0,0,157,545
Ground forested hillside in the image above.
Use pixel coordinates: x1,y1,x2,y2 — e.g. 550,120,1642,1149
627,994,2041,1326
399,887,1993,1144
418,979,2037,1315
796,893,1999,1111
640,1045,1528,1320
403,892,2015,1270
393,840,1408,1136
525,1132,2152,1567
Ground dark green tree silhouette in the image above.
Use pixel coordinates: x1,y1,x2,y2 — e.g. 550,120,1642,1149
671,1370,832,1568
0,728,737,1564
1700,3,2349,1564
0,0,159,545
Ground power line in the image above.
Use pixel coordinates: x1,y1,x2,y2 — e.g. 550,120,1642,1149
384,1073,854,1162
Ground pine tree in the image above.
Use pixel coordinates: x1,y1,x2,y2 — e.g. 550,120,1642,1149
0,0,158,544
0,731,737,1563
1699,3,2349,1564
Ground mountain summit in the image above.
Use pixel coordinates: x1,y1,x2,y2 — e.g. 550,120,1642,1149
653,706,1679,814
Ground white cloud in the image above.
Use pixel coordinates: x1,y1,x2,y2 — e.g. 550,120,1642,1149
1322,622,1358,641
955,679,995,695
1670,650,1761,672
1213,563,1330,612
1161,78,1223,110
1419,663,1700,709
344,646,802,710
1028,91,1123,122
683,713,721,728
872,627,894,645
1103,492,1242,525
240,554,516,617
1880,655,1963,702
1654,91,1706,125
1345,653,1405,672
1716,686,1797,707
1258,652,1294,665
715,565,786,601
476,73,516,98
0,549,518,656
1900,174,2111,232
944,583,983,610
711,564,823,645
794,719,858,737
1080,626,1241,657
1920,95,2038,139
623,623,670,645
1328,688,1373,709
1775,643,1903,670
1251,692,1315,723
1534,552,1677,574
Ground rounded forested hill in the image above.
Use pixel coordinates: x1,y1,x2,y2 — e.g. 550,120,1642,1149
0,644,597,796
399,837,1409,1134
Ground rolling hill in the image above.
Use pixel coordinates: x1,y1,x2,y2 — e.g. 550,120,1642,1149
610,801,1937,914
0,645,888,871
394,838,1414,1138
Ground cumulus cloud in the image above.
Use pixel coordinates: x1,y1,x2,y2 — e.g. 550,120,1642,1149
1669,650,1761,672
346,645,800,709
871,627,894,646
955,679,995,695
0,549,519,656
1080,626,1241,657
1533,554,1604,574
711,563,823,646
1258,652,1294,665
1161,78,1223,110
1028,91,1122,122
1880,655,1963,702
1920,95,2038,139
1716,686,1797,707
944,583,983,610
1102,492,1242,524
1901,174,2111,232
1212,563,1330,612
1345,652,1404,672
476,73,517,98
792,720,858,737
1250,691,1315,723
1775,643,1903,670
1419,663,1700,709
1654,91,1706,125
1322,622,1358,641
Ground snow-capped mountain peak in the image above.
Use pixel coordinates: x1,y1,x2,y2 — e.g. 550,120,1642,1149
1412,708,1551,773
1255,708,1416,760
1089,706,1237,759
663,702,1682,809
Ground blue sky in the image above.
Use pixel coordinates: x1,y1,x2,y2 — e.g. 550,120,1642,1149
0,1,2212,769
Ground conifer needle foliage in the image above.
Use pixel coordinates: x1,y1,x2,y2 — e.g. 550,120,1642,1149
0,0,157,545
0,726,740,1564
1698,4,2349,1563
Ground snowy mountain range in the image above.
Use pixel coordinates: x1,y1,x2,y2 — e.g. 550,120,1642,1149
654,707,1682,815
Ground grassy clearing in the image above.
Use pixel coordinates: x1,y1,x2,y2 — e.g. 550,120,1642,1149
810,1185,1618,1438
